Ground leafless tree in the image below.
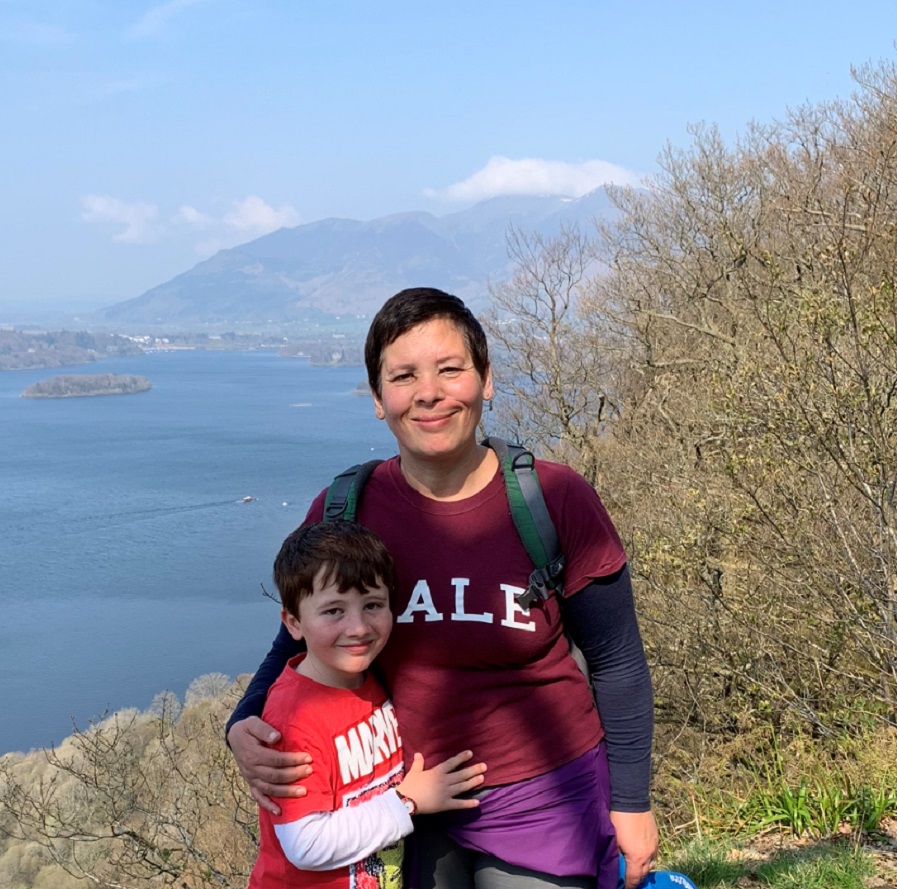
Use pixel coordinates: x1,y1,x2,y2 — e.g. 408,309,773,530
487,62,897,743
0,678,258,888
483,224,618,483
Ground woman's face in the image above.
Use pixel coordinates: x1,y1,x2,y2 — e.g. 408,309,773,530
373,318,493,467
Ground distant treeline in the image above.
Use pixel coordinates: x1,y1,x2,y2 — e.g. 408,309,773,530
0,330,143,371
280,340,364,366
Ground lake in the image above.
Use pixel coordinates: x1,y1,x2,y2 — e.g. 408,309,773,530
0,349,396,754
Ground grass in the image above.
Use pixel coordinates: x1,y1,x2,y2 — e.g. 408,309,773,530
652,723,897,887
661,836,877,888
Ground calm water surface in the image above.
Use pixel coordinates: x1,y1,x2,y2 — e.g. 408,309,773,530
0,349,395,753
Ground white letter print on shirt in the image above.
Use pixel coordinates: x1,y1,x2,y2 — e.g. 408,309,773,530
396,580,443,622
397,578,535,630
500,584,536,631
334,701,402,784
450,577,493,623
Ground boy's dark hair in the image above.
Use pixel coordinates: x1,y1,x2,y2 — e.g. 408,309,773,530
364,287,490,396
274,520,397,619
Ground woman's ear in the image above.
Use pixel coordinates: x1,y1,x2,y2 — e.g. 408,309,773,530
372,394,386,420
483,366,494,402
281,609,304,641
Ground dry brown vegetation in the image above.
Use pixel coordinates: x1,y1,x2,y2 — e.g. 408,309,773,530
484,58,897,866
0,675,257,888
487,58,897,746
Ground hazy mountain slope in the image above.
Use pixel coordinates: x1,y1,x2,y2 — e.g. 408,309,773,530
100,190,618,326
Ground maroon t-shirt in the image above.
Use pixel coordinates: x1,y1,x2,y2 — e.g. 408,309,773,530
305,457,627,786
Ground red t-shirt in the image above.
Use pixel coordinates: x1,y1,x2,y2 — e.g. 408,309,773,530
248,659,405,889
305,456,626,786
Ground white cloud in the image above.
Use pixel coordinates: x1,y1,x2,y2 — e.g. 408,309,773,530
174,204,213,227
81,194,298,252
223,196,299,234
128,0,205,39
425,156,644,202
80,195,160,244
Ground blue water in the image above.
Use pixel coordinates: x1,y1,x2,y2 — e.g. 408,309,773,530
0,350,396,754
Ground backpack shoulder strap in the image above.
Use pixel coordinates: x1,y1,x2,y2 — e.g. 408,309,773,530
482,437,566,608
323,459,383,522
322,441,566,610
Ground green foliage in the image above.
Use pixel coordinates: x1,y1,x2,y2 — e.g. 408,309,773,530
656,725,897,852
746,780,815,837
850,783,897,834
660,838,744,886
736,777,896,840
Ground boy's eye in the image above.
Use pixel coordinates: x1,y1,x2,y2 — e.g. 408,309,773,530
365,601,386,611
322,607,342,616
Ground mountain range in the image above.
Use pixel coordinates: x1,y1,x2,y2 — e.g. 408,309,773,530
99,189,618,328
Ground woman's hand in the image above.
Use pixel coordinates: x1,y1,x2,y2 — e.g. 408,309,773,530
396,751,487,815
227,716,313,815
611,809,659,889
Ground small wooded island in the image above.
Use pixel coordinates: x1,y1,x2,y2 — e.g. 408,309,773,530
21,374,152,399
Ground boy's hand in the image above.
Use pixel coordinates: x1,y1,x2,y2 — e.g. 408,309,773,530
396,750,487,815
227,716,313,815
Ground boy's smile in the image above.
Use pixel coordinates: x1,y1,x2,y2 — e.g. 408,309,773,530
281,570,392,690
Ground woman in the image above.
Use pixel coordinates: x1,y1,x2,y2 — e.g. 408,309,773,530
228,288,658,889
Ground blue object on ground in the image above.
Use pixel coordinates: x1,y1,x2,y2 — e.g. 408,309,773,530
618,855,698,888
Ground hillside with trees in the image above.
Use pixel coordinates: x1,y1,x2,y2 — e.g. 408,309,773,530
0,330,142,371
489,57,897,733
484,54,897,843
0,676,256,889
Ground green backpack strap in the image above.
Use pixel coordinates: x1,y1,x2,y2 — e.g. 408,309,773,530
482,437,566,608
322,440,565,611
323,459,383,522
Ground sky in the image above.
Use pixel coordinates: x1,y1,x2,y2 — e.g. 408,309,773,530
2,0,896,318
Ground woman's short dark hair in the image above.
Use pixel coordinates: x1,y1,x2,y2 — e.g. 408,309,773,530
274,521,397,619
364,287,490,396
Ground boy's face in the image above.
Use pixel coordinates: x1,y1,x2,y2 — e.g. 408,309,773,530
282,567,392,689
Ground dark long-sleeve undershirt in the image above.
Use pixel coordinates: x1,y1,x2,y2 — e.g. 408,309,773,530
227,564,653,811
559,564,654,812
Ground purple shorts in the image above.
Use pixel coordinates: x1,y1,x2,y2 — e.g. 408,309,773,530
413,743,619,888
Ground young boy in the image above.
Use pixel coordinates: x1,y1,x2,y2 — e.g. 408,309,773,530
248,520,486,889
